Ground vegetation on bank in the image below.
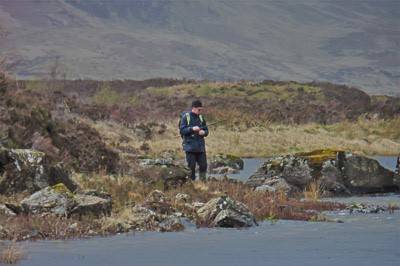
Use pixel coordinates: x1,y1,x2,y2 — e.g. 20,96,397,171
0,241,24,264
92,118,400,159
0,175,346,242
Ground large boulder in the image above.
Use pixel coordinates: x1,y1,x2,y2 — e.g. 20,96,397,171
18,184,112,217
246,149,398,196
70,190,112,217
137,158,191,188
20,183,75,216
209,153,244,171
0,148,48,194
0,148,78,194
197,196,257,227
343,155,396,194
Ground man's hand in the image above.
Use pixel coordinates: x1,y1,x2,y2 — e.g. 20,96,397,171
192,126,200,132
199,130,205,136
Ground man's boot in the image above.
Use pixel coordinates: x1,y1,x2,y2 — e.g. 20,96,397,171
199,172,207,182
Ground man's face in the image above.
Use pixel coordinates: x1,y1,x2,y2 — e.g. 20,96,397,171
192,106,203,115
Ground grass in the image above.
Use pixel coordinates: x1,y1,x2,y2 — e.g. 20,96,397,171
91,118,400,159
0,176,346,242
303,180,325,201
0,241,25,264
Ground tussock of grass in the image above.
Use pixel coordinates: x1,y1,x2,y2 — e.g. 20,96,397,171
0,241,25,264
303,180,325,201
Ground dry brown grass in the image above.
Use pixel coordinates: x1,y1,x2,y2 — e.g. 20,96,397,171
72,171,153,212
0,241,25,264
303,180,325,201
166,180,344,222
0,176,345,242
0,213,114,241
73,171,345,223
91,118,400,159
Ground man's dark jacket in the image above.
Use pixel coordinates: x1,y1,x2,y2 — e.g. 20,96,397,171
179,111,209,153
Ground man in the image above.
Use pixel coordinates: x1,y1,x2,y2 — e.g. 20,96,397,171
179,100,209,181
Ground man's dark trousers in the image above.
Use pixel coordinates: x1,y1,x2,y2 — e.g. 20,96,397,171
186,152,207,180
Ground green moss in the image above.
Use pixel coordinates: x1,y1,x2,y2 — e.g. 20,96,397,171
296,149,343,168
215,153,240,160
49,183,74,198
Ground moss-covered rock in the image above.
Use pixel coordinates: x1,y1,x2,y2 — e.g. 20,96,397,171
20,183,75,215
296,149,344,168
0,148,77,194
246,149,398,196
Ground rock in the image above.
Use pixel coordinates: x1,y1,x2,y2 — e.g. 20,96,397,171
0,148,77,194
346,203,387,213
0,204,18,216
4,203,21,215
20,183,75,215
207,174,241,183
136,160,191,188
70,194,112,217
209,166,239,174
209,153,244,171
0,148,47,194
394,172,400,188
245,149,398,196
144,190,173,215
173,193,191,203
197,196,257,227
343,154,396,194
48,163,78,192
158,217,195,232
19,184,112,217
124,205,160,231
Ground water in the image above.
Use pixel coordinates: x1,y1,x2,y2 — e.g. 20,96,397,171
372,156,397,172
17,156,400,266
20,211,400,266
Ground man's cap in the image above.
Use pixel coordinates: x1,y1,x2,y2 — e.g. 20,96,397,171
191,100,203,108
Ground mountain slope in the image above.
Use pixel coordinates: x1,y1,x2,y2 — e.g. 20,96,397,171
0,0,399,95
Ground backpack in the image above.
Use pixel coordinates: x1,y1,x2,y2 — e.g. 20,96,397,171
179,111,203,138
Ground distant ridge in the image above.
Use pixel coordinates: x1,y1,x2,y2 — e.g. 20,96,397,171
0,0,399,95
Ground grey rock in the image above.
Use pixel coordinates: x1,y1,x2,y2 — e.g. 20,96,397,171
0,148,77,194
245,150,398,196
137,160,191,188
209,153,244,171
209,166,239,174
158,217,195,232
20,183,75,216
70,194,112,217
197,196,257,227
343,154,396,194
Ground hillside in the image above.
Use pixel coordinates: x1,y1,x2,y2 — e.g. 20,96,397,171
0,0,399,95
1,73,399,173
